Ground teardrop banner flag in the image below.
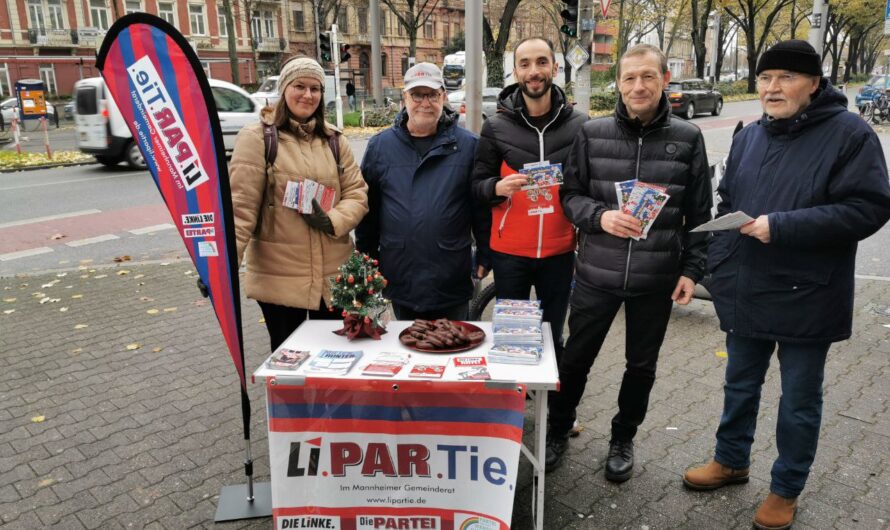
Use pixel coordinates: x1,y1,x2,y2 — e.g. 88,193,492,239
96,13,245,392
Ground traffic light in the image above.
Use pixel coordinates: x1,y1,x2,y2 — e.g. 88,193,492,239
560,0,578,37
340,44,351,63
319,32,332,62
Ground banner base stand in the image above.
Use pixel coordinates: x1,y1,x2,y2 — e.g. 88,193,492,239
214,482,272,522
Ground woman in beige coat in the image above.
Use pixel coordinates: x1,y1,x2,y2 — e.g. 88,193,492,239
229,57,369,351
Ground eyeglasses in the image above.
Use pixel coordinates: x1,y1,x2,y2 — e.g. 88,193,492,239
409,91,442,103
756,73,802,88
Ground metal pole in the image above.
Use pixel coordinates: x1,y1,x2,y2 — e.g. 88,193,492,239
808,0,826,57
332,24,344,128
370,0,383,105
465,0,483,133
709,10,720,83
574,0,594,116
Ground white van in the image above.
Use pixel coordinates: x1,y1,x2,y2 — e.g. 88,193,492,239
74,77,260,169
250,74,338,111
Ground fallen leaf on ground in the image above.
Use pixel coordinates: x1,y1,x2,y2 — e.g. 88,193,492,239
79,275,89,279
59,307,68,312
32,292,45,297
49,233,65,240
31,415,45,423
258,318,265,323
184,270,193,275
116,270,130,276
93,274,107,279
125,343,141,350
88,269,96,273
79,259,93,265
71,348,82,354
41,281,59,288
152,347,162,353
134,274,145,279
59,260,69,264
192,300,206,306
71,294,83,299
39,297,51,304
74,324,88,329
163,307,177,312
146,309,159,315
113,255,132,262
3,298,15,302
37,478,55,488
138,296,154,302
3,309,14,314
56,273,67,277
715,351,728,358
161,262,170,266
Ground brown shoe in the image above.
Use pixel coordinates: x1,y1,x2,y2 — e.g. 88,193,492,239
682,459,750,490
753,493,798,530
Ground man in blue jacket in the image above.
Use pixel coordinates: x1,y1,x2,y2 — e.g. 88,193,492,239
683,40,890,530
356,63,489,320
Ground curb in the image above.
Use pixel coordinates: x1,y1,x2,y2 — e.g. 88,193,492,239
0,159,99,173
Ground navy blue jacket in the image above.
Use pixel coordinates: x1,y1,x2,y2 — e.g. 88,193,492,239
356,108,489,311
709,80,890,343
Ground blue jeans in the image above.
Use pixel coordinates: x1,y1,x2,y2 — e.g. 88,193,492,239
715,334,830,498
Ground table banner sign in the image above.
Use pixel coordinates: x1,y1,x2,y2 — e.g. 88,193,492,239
267,379,527,530
96,14,247,391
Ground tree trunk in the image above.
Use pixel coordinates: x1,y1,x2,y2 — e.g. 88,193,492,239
746,29,757,93
223,0,239,85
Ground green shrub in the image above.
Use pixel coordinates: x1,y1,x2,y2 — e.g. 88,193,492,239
342,111,362,127
714,80,751,96
362,107,398,127
589,92,617,111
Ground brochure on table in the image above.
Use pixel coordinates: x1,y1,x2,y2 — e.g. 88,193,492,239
254,321,559,387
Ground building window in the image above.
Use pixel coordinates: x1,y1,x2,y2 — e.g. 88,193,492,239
380,11,386,35
125,0,141,14
0,64,10,98
381,53,387,76
337,7,348,34
443,19,450,43
423,19,433,39
218,11,228,37
293,4,304,31
90,0,110,30
201,61,211,78
158,2,175,25
48,0,64,29
263,10,274,37
401,55,408,75
28,0,46,33
39,65,57,94
189,4,206,35
357,8,367,34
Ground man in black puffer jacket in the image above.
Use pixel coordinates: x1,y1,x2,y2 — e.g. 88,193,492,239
546,44,713,479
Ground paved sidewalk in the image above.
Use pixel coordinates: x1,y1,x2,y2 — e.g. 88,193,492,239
1,262,888,529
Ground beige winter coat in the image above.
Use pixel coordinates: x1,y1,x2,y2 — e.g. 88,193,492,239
229,109,369,310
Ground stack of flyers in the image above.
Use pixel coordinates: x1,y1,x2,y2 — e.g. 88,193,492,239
494,299,541,309
304,349,363,376
408,364,446,379
361,352,410,377
488,343,543,365
493,324,543,344
520,161,564,190
267,348,310,370
283,179,336,213
493,306,544,326
614,179,670,241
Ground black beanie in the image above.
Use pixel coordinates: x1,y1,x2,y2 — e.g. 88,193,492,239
756,40,823,76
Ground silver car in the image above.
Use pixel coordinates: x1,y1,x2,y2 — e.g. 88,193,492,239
448,87,501,127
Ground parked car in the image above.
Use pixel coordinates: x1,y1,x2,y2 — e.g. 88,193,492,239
855,74,890,111
666,78,723,119
0,98,57,131
63,101,75,119
74,77,260,169
448,87,501,128
251,75,281,108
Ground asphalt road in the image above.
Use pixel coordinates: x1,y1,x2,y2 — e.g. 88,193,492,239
1,95,888,279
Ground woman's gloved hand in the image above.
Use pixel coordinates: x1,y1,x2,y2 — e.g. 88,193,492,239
302,199,335,235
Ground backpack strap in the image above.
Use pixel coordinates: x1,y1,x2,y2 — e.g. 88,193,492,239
328,132,343,176
263,123,278,166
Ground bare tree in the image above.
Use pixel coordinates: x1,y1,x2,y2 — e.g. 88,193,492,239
689,0,715,79
483,0,523,87
381,0,442,60
724,0,795,92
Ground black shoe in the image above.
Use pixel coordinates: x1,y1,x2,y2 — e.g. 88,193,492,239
545,432,569,472
605,439,634,482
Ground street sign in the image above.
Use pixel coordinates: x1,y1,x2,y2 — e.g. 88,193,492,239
566,43,590,71
580,18,595,31
601,0,612,17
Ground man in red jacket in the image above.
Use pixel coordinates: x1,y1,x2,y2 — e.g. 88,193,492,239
470,37,587,363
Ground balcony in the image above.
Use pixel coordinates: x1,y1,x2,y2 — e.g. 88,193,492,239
75,27,106,48
257,37,286,52
28,28,77,47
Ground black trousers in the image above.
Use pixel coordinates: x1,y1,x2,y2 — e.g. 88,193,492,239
490,250,574,358
392,302,469,321
549,287,674,441
258,300,340,352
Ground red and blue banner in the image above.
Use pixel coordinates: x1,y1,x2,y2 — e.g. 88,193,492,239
96,15,248,426
267,379,527,530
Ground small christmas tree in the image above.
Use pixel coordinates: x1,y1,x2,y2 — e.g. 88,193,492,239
330,251,388,339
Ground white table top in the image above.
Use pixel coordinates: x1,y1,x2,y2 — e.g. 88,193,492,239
253,320,559,389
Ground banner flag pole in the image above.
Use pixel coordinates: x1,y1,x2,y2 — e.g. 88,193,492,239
96,13,270,521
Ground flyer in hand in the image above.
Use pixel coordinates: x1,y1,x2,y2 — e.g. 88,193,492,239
615,179,670,241
520,161,563,190
305,349,363,376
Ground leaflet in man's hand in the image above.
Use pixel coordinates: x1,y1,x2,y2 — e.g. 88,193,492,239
520,161,563,190
305,349,363,375
283,180,336,213
615,179,670,240
691,211,754,232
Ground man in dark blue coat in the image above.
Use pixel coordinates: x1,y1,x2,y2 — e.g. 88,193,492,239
683,40,890,530
356,63,489,320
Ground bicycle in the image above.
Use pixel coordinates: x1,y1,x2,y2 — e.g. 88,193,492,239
866,93,890,124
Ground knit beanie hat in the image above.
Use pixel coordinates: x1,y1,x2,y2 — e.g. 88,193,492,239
277,57,325,96
756,40,822,76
